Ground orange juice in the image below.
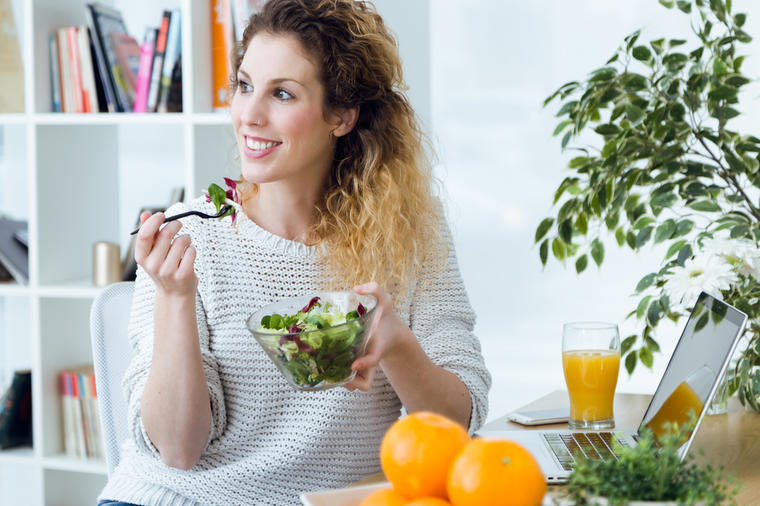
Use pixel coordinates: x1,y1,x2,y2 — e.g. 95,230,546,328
645,380,704,439
562,349,620,423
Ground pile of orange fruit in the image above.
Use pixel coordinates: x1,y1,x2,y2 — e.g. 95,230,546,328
360,411,546,506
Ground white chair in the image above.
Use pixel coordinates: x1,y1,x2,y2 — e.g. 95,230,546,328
89,281,134,476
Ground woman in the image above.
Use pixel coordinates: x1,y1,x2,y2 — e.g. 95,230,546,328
98,0,490,504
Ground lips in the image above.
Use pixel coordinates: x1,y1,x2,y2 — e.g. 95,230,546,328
242,135,282,159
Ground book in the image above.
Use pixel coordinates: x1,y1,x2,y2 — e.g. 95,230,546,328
59,366,103,459
0,0,24,113
85,3,130,112
59,373,77,456
66,27,85,113
57,28,74,113
210,0,234,110
157,9,182,113
49,34,62,112
0,370,32,450
110,32,140,111
78,26,100,113
146,11,171,113
133,28,157,113
0,217,28,284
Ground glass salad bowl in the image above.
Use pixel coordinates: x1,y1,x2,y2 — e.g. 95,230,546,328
246,291,378,391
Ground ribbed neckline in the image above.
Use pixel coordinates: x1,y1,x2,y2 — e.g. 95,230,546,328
189,196,322,258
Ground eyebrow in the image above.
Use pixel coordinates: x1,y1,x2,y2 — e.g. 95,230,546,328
237,70,304,87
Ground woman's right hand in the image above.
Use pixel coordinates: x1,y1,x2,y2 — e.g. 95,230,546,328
134,211,197,297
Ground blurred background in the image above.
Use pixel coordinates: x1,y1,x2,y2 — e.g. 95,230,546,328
429,0,760,420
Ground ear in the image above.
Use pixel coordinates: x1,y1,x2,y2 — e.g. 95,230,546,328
331,106,359,137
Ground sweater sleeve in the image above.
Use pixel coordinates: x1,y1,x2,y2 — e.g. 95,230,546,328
409,215,491,434
122,202,227,459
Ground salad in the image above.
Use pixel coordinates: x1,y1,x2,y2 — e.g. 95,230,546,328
255,296,369,387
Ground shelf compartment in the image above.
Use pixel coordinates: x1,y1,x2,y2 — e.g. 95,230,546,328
191,123,237,197
38,297,95,459
0,459,41,505
0,445,34,464
44,468,107,505
42,453,106,474
36,124,120,285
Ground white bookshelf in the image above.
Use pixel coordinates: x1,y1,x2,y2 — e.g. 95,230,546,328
0,0,429,504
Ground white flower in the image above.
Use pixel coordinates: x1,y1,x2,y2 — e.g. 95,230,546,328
702,237,760,279
663,254,738,307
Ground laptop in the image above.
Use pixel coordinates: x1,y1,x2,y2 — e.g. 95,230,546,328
477,291,747,483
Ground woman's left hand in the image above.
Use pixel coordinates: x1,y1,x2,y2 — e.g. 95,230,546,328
343,281,415,392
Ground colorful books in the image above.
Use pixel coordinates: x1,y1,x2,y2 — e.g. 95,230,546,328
133,28,157,113
78,26,100,112
49,34,62,112
85,2,130,112
146,11,171,113
59,365,103,459
211,0,234,110
157,9,182,113
110,32,141,110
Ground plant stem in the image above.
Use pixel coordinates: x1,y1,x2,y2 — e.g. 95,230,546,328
692,132,760,222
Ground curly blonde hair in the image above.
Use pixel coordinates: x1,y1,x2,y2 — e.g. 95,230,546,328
231,0,445,293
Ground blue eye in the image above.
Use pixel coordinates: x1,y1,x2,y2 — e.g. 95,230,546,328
275,88,294,101
238,80,253,94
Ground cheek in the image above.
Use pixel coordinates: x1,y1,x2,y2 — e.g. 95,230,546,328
282,108,329,146
229,95,243,130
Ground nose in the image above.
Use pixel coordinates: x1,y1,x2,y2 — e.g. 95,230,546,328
240,92,267,127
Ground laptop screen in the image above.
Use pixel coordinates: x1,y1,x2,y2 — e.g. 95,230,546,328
638,292,746,446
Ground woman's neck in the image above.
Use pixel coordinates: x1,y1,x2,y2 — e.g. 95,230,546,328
243,183,321,244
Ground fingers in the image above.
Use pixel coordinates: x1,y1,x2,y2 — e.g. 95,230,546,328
142,220,183,274
354,280,391,308
134,212,165,266
140,211,151,224
346,366,376,392
161,234,191,276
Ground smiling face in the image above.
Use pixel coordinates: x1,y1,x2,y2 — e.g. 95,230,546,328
230,33,343,192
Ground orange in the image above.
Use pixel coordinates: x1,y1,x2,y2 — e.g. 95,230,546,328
358,487,408,506
446,438,546,506
406,499,451,505
380,411,470,499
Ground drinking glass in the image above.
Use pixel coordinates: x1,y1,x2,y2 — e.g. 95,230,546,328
562,321,621,430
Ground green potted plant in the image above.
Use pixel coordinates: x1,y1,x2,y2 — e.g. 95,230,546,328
536,0,760,410
564,422,739,505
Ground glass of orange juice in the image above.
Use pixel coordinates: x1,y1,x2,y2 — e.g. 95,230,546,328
562,321,620,430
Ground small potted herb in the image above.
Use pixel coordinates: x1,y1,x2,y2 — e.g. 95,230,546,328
563,421,739,505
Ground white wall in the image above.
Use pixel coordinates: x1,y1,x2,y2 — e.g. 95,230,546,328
430,0,760,422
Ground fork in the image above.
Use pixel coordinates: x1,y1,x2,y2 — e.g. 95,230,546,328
130,205,234,235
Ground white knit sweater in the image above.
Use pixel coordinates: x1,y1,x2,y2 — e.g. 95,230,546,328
99,196,491,505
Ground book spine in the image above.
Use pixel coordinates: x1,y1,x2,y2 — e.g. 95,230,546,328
66,27,85,113
133,29,156,113
49,34,61,112
88,373,104,458
77,26,99,113
84,5,117,112
147,11,171,113
78,372,97,458
69,372,87,457
211,0,234,110
60,373,78,456
57,29,73,114
157,9,182,113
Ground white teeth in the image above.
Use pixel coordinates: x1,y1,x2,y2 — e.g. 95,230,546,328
246,137,280,151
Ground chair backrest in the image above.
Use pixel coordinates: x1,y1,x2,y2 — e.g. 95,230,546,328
89,281,134,476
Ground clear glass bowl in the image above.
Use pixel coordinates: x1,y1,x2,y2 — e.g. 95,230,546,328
246,291,378,391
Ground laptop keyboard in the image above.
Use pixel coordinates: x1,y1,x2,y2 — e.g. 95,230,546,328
543,432,631,471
